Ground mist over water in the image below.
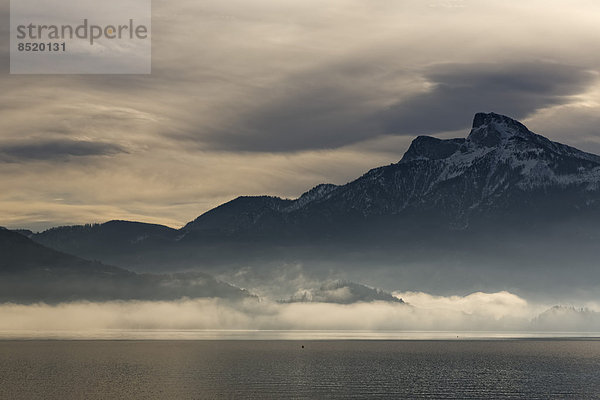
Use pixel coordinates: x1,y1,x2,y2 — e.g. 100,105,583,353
1,290,599,339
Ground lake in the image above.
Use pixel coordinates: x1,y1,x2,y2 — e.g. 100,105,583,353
1,339,600,399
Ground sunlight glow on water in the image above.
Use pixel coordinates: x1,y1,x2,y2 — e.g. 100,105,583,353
2,340,600,399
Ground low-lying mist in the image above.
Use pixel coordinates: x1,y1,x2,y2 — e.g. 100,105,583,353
1,291,599,336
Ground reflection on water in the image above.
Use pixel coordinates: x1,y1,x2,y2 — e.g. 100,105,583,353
1,339,600,399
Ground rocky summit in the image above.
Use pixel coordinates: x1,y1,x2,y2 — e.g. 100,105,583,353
180,112,600,238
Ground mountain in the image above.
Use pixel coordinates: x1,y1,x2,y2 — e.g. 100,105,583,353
0,227,128,276
282,281,405,304
0,228,251,303
182,112,600,239
25,112,600,295
32,220,180,266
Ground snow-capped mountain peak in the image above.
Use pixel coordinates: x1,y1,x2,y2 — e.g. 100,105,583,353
468,112,535,147
178,112,600,236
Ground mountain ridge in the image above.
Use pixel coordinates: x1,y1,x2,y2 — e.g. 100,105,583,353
178,112,600,237
24,113,600,239
18,113,600,296
0,228,252,303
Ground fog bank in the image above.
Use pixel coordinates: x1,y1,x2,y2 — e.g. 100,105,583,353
1,291,599,337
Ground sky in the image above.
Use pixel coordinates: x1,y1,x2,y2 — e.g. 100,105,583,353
2,0,600,231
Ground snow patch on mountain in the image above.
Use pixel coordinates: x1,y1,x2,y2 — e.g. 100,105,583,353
284,183,338,212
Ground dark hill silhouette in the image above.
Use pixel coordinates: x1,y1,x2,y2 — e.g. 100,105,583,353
0,228,252,303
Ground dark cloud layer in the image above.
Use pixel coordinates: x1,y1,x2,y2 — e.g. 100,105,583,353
201,62,597,152
0,139,126,162
208,83,378,152
380,62,597,135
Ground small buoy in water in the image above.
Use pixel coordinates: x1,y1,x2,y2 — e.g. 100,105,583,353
302,345,304,348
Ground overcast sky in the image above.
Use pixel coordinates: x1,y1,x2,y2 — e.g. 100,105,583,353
2,0,600,231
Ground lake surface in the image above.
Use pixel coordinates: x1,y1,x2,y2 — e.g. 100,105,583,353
2,340,600,399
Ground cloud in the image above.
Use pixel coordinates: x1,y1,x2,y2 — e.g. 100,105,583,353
2,291,597,338
378,62,598,136
196,62,597,152
532,305,600,331
0,139,126,162
195,59,394,152
393,290,531,320
524,100,600,155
